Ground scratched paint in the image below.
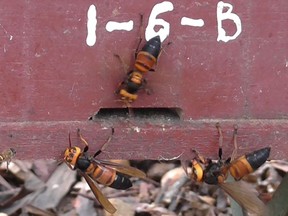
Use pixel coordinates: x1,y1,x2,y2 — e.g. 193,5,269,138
106,20,133,32
181,17,204,27
86,5,97,46
1,1,288,161
0,24,12,39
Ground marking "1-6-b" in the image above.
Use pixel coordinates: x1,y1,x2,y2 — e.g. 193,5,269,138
86,1,242,46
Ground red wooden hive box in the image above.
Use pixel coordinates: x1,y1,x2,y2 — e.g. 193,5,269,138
1,0,288,160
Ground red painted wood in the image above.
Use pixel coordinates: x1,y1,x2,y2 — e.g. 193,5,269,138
0,1,288,160
0,120,287,160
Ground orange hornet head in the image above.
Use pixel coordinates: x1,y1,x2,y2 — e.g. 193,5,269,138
119,89,138,102
191,159,204,182
64,147,81,169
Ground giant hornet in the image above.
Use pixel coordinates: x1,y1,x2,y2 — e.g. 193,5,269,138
115,35,162,104
64,128,146,214
186,123,270,215
0,148,16,170
115,15,170,104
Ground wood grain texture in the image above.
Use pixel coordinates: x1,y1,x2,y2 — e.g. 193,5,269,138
0,120,287,160
0,1,288,160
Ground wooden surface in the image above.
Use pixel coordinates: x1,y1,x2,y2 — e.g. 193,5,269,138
0,1,288,160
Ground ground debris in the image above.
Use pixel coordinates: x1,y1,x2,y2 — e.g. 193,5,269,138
0,159,285,215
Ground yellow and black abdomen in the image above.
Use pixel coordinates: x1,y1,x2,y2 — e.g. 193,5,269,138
135,51,157,73
134,35,161,73
229,147,270,180
86,163,132,190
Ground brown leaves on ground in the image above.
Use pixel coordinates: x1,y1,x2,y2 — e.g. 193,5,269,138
0,160,287,216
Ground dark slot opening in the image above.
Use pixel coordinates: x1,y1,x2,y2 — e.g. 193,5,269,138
90,107,182,121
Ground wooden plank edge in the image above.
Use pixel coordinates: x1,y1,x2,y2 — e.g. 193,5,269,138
0,119,287,160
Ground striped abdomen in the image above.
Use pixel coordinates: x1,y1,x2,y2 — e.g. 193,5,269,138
86,163,132,190
229,147,271,180
134,35,161,73
135,51,157,73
